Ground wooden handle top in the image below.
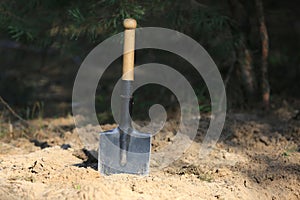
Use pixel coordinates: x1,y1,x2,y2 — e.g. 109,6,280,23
122,18,136,80
123,18,137,29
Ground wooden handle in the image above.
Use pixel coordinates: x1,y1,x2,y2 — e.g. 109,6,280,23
122,18,137,81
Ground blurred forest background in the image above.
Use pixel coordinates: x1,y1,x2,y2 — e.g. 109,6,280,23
0,0,299,123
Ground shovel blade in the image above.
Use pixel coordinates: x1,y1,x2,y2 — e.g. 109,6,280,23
99,128,151,175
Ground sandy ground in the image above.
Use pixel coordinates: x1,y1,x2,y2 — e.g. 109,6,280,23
0,108,299,200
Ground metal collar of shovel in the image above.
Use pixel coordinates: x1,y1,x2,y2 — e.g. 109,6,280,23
98,19,152,175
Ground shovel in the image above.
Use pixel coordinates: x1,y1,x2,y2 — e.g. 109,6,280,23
98,19,151,175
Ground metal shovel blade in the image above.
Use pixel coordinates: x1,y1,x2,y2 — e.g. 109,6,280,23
98,127,151,175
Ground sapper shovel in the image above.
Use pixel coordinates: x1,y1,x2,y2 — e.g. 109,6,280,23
98,18,151,175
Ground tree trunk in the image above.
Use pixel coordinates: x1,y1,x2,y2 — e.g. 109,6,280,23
255,0,270,109
228,0,257,99
237,45,256,96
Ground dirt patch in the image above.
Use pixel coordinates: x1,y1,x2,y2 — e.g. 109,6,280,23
0,110,299,199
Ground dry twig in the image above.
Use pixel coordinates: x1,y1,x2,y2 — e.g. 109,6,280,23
0,96,29,127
